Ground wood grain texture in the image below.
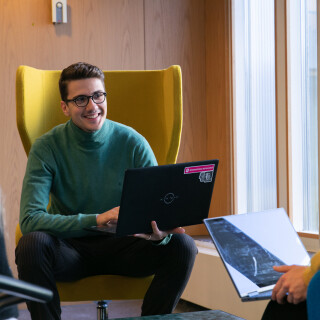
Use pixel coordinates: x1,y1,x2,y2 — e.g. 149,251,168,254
144,0,207,163
205,0,233,223
275,0,288,213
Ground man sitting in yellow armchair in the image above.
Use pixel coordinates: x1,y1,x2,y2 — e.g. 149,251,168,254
15,62,197,320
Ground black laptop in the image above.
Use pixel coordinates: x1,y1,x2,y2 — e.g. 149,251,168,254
85,159,218,237
203,208,311,301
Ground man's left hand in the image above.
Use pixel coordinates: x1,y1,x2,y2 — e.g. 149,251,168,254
134,221,185,241
271,265,308,304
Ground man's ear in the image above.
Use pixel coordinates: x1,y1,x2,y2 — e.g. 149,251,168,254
61,101,70,117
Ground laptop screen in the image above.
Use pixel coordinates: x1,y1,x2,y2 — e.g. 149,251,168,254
204,208,310,298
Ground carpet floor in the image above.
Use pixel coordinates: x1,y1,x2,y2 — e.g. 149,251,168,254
17,299,208,319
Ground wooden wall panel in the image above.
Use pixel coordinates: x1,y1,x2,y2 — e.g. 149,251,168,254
103,0,145,70
3,0,145,70
205,0,233,223
275,0,288,213
144,0,207,235
144,0,207,163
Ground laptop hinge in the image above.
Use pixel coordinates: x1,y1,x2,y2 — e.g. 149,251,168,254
247,291,259,297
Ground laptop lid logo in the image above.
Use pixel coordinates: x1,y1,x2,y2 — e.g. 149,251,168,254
161,192,179,205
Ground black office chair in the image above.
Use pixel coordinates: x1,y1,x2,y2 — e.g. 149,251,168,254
0,274,53,310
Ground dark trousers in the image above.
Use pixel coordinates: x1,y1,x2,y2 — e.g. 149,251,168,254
0,230,19,320
15,232,197,320
262,299,308,320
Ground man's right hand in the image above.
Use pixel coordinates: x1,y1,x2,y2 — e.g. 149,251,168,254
96,206,119,226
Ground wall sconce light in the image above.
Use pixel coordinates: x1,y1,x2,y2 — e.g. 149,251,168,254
52,0,67,24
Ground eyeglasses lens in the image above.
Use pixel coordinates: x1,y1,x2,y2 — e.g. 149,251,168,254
74,93,106,107
92,93,105,104
75,96,88,107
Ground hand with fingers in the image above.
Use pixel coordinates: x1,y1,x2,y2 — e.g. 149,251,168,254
96,206,120,226
271,265,308,304
134,220,185,241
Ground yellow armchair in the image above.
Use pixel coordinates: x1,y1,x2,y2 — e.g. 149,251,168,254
16,65,182,164
15,65,183,319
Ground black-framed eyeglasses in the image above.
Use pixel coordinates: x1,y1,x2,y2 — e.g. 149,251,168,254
65,92,107,108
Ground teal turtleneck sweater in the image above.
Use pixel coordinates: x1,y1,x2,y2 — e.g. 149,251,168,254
20,119,158,239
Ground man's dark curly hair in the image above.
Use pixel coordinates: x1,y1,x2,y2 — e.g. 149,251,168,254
59,62,105,102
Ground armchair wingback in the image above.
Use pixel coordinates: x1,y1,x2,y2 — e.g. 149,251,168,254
16,65,183,164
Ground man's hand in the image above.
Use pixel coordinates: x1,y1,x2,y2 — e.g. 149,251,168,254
134,220,185,241
96,206,119,226
271,265,308,304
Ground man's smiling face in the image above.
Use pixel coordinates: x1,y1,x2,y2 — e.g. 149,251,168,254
60,78,107,132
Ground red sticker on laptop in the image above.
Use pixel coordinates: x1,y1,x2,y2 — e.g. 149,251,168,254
184,164,215,174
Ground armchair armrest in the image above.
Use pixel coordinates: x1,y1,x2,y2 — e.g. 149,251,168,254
0,275,53,309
